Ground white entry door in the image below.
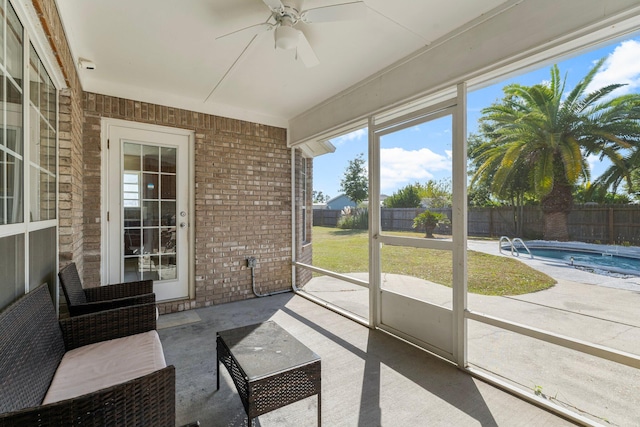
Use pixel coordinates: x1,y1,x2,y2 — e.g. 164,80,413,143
105,120,192,301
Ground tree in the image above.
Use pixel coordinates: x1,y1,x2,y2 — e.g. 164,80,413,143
420,179,453,208
626,169,640,202
574,183,631,204
469,130,536,235
313,190,330,204
340,153,368,205
470,59,640,240
383,183,422,208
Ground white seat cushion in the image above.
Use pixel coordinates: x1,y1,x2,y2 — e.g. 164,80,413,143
43,330,166,404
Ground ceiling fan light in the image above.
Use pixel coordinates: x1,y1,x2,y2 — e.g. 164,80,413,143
275,25,299,50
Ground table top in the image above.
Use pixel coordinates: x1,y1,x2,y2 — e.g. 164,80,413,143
217,321,320,381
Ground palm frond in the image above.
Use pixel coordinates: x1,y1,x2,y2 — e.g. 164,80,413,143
533,150,555,196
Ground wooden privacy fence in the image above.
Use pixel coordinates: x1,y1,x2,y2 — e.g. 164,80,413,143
313,205,640,245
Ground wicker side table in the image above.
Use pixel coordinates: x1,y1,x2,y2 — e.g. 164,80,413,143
217,321,321,426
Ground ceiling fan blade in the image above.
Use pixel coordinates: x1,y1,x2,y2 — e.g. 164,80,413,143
206,33,263,102
216,22,274,40
301,1,366,24
296,31,319,68
262,0,285,13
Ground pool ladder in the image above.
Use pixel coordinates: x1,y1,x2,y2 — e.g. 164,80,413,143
499,236,533,259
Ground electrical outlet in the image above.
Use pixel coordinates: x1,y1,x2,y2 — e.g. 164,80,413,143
246,257,257,268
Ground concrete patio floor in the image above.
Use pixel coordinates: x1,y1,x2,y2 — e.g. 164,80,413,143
158,292,579,426
156,239,639,426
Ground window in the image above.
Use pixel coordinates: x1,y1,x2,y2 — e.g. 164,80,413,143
302,156,308,243
29,43,57,221
0,0,23,225
0,0,58,310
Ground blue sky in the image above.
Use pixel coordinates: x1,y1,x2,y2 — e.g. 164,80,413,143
313,35,640,201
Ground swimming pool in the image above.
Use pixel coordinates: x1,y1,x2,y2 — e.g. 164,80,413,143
509,241,640,277
528,248,640,273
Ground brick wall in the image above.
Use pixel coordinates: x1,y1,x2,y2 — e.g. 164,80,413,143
32,0,85,278
33,0,298,313
83,93,293,313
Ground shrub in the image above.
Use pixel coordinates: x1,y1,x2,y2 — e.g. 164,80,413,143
413,210,446,238
383,184,422,208
337,206,369,230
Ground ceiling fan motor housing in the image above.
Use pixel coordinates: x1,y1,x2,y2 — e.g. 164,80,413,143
274,15,300,50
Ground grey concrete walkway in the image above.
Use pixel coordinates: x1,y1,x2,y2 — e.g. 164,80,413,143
158,292,577,427
300,240,640,426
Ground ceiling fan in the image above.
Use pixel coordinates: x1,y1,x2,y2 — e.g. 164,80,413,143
217,0,367,68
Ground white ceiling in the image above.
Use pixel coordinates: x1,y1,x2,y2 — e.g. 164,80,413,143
55,0,512,128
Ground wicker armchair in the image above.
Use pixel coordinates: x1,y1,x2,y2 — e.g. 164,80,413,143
0,284,175,426
59,262,155,316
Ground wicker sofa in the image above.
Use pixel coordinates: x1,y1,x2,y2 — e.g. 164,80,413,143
0,283,175,426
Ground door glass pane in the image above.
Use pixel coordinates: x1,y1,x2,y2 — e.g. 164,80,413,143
161,147,176,173
143,173,158,199
143,200,159,226
158,255,177,280
379,114,454,308
123,172,140,207
161,201,176,226
161,174,176,199
123,144,141,170
123,141,177,283
143,145,159,172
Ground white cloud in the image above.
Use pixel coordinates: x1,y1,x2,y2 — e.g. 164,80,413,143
587,40,640,97
330,128,366,146
586,153,600,173
380,147,451,192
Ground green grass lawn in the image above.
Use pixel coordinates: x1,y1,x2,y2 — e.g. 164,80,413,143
311,226,555,296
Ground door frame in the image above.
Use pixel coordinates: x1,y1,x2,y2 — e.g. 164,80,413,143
100,118,195,300
369,83,468,365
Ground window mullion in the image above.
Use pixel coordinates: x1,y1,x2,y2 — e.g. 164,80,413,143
22,15,29,295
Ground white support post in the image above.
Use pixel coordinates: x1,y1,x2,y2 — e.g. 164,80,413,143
291,148,298,290
452,82,468,367
368,117,380,329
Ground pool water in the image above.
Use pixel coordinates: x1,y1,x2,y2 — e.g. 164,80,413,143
528,248,640,273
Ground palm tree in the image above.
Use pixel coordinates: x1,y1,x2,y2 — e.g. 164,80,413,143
470,58,640,240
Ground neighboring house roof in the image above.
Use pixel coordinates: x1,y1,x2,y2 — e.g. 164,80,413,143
326,194,347,203
326,194,356,209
